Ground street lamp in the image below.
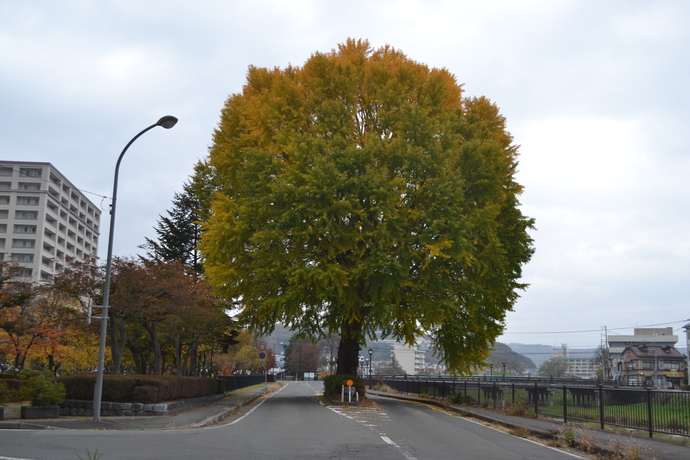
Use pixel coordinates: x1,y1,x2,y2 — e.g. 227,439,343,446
92,116,178,422
368,348,373,389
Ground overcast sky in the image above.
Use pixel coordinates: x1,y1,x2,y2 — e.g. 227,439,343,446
2,0,688,350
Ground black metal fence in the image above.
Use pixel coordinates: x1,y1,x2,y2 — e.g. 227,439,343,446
218,374,274,391
379,376,690,438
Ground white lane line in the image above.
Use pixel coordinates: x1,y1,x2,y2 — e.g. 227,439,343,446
327,405,418,460
204,382,288,430
379,436,418,460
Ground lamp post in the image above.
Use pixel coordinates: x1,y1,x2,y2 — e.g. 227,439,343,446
368,348,373,389
92,116,178,422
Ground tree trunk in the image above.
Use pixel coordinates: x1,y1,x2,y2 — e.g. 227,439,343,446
188,337,199,376
336,319,363,376
127,343,145,374
173,335,184,376
143,322,163,376
110,318,127,374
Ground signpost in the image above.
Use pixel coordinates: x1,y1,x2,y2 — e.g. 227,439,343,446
259,349,267,389
342,379,357,402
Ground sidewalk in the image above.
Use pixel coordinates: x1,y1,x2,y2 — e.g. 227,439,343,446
370,390,690,460
0,384,274,431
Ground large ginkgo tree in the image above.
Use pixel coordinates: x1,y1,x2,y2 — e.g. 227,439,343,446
199,39,534,376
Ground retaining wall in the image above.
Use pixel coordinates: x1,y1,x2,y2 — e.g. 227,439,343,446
60,393,223,417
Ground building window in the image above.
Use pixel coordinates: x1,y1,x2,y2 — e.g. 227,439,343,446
0,167,13,177
14,225,37,234
12,239,35,248
19,268,33,277
642,361,656,370
17,197,39,205
0,210,8,219
15,211,38,220
11,253,34,263
19,183,41,191
663,362,680,370
20,168,42,178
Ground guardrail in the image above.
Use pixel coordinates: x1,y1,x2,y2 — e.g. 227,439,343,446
378,376,690,438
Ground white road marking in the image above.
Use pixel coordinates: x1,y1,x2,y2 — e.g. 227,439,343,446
327,404,418,460
204,382,288,430
445,410,588,459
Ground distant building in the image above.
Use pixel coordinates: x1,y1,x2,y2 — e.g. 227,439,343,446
550,344,598,379
392,343,425,375
608,328,678,355
618,344,686,388
565,357,598,379
0,161,101,282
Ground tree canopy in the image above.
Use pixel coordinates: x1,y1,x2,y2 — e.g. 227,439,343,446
199,39,534,375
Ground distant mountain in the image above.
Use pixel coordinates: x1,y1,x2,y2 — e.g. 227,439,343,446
506,343,598,369
505,344,553,369
489,343,536,372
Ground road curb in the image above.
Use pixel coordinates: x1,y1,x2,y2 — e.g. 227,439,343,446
190,392,264,428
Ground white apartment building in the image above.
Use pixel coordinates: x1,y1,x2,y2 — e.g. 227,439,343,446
392,343,426,375
0,161,101,282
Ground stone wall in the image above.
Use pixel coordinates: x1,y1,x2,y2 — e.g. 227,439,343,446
60,393,223,417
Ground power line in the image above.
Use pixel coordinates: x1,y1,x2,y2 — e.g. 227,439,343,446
503,319,688,335
0,165,110,201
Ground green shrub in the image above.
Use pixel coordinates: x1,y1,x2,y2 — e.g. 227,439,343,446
448,392,465,404
323,375,365,399
15,369,66,406
0,381,10,405
58,374,219,403
132,385,160,403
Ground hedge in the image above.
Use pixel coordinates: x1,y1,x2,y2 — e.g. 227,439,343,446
58,375,220,403
322,374,366,399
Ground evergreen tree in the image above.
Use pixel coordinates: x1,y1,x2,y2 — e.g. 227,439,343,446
145,179,203,273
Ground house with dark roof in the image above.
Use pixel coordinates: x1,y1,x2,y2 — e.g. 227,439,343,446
617,344,686,388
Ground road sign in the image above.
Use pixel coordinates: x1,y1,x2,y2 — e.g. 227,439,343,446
259,352,266,360
259,343,266,350
346,379,354,387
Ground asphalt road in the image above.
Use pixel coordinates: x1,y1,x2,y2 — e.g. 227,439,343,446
0,381,587,460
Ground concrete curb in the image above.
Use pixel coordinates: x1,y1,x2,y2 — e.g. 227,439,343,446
189,392,264,428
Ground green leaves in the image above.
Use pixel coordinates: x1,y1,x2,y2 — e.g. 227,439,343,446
200,40,534,375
